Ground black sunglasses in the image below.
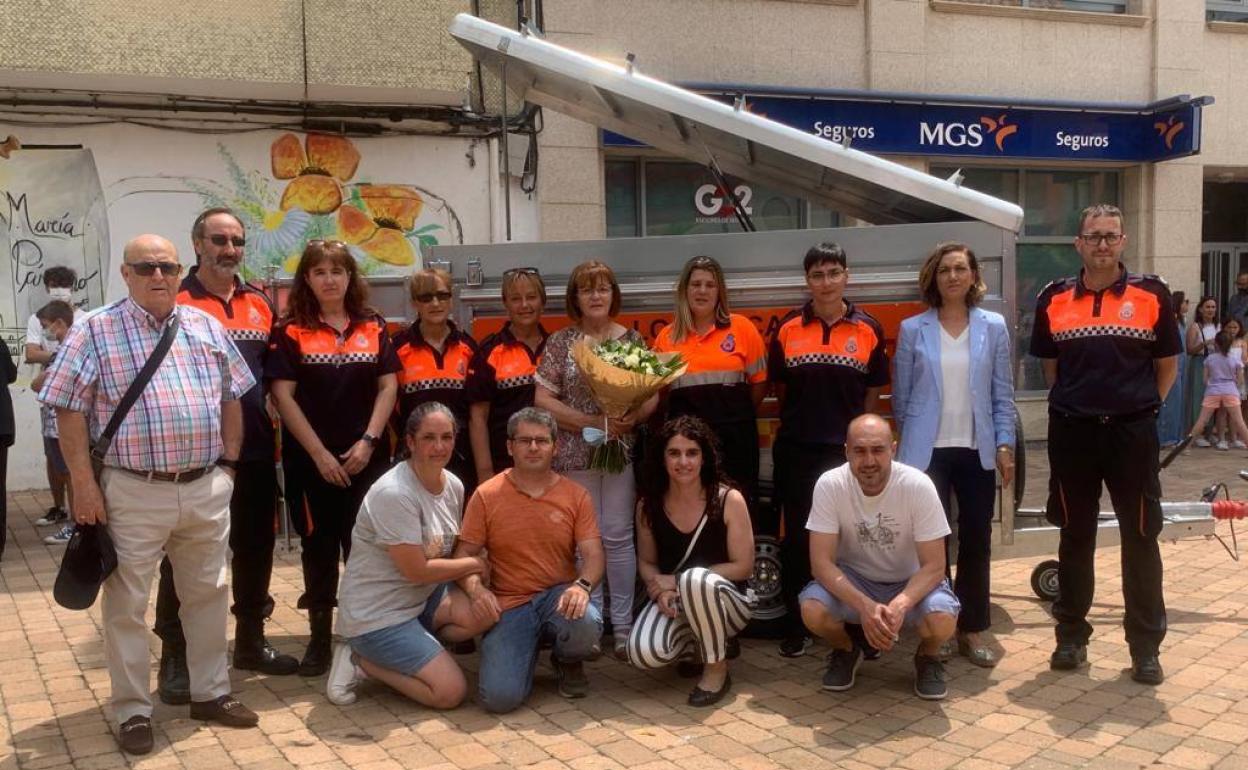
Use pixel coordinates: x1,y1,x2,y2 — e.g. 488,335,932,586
504,267,541,277
127,261,183,277
207,234,245,248
414,290,453,303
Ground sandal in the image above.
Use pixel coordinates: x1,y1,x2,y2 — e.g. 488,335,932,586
957,635,998,668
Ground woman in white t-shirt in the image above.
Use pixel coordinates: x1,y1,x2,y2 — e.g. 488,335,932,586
892,242,1017,668
326,402,497,708
1185,296,1220,445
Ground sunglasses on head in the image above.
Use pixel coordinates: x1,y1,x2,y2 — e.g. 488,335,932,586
415,290,453,303
207,234,245,248
504,267,541,277
127,261,183,277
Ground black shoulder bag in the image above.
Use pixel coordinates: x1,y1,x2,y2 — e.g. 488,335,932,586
89,314,181,480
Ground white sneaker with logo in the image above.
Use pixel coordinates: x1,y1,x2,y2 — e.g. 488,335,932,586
326,642,362,705
43,525,74,545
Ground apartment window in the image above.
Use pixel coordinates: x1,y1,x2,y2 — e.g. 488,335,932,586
1208,0,1248,21
932,166,1121,392
605,158,839,237
954,0,1126,11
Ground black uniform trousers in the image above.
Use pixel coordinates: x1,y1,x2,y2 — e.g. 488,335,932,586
710,418,760,512
285,447,389,612
155,460,279,646
1046,410,1167,657
926,447,997,633
773,438,846,638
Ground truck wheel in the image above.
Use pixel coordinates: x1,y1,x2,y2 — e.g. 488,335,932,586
1031,559,1060,602
743,535,786,638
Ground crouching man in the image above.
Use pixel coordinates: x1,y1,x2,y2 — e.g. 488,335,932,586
452,407,604,713
800,414,960,700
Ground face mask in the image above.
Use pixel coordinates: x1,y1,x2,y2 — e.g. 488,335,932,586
48,287,72,301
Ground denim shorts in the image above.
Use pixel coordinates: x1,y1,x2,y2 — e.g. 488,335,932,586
348,583,449,675
799,564,961,628
44,437,68,475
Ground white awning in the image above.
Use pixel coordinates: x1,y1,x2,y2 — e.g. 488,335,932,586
449,13,1024,233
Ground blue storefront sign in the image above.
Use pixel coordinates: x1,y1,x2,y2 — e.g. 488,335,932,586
603,90,1208,162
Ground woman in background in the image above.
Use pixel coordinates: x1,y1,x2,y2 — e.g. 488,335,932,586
1156,291,1187,448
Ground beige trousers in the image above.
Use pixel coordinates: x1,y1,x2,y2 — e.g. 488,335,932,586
100,467,233,722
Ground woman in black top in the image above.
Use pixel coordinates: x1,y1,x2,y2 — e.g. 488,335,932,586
0,341,14,560
627,416,754,707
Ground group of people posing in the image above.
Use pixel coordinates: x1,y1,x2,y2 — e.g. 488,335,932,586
34,202,1177,755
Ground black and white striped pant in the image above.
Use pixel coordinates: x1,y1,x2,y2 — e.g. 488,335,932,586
627,567,752,669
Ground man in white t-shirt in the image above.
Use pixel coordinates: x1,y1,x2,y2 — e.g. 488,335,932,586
799,414,960,700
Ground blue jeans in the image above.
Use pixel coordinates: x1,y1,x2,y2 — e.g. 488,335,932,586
477,584,602,713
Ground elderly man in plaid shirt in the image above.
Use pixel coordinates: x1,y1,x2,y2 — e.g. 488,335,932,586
39,234,260,755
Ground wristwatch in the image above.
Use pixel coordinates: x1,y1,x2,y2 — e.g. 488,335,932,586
574,577,593,593
362,432,381,447
216,458,240,471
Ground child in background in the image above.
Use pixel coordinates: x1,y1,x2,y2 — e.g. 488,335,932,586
1228,317,1248,449
31,301,76,545
1189,330,1248,454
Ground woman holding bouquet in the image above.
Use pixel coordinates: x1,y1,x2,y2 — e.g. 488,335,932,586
535,260,658,657
655,256,767,506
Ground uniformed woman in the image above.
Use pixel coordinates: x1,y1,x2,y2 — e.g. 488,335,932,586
393,268,479,496
467,267,548,484
267,240,400,676
655,255,767,506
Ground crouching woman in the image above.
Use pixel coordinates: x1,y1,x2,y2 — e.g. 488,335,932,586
326,402,497,708
627,416,755,707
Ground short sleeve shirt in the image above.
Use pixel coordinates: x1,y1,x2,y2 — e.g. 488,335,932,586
654,313,766,426
1205,352,1243,398
768,300,889,447
336,463,464,638
266,314,401,454
1031,266,1181,417
806,462,950,583
465,323,547,470
459,471,600,611
534,325,644,472
393,321,478,430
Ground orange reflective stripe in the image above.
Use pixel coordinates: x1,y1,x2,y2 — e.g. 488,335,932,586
397,340,473,388
286,321,382,358
1046,285,1161,342
778,316,876,370
487,343,539,389
655,314,766,384
177,289,273,340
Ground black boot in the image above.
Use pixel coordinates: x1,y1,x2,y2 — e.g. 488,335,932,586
157,644,190,705
299,610,333,676
234,617,299,676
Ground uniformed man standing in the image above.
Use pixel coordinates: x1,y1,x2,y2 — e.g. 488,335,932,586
1030,204,1179,685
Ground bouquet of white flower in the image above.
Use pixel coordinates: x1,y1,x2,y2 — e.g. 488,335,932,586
571,338,686,472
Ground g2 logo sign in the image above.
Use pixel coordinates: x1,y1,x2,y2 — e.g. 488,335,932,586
695,183,753,217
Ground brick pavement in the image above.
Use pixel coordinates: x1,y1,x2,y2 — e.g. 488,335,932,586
4,477,1248,770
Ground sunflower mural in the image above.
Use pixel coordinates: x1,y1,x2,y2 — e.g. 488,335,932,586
188,132,455,278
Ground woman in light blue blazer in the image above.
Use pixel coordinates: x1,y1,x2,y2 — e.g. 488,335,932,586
893,242,1017,668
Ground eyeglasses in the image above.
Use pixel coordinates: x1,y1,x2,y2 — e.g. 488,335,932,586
414,290,453,303
126,261,183,277
808,268,847,281
509,435,553,447
207,234,245,248
1079,233,1124,246
504,267,541,277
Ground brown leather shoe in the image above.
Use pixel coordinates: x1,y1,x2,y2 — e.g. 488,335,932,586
189,694,259,728
117,715,154,755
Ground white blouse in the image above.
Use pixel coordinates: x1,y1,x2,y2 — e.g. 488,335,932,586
934,325,975,449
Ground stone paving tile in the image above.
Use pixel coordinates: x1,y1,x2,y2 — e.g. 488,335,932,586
6,484,1248,770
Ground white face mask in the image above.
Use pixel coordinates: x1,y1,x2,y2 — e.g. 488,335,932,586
48,287,72,302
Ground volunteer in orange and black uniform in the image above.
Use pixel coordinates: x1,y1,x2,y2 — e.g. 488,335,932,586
1031,204,1179,686
769,242,889,658
467,267,548,483
393,268,479,495
151,209,298,708
267,240,399,677
655,256,766,504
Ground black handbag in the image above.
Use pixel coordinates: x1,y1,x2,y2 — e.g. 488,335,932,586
88,314,181,479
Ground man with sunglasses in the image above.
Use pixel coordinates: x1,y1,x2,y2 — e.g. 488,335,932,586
39,234,261,754
150,209,298,708
1031,204,1180,685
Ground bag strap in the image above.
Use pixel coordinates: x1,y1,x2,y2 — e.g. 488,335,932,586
90,314,181,464
672,512,709,574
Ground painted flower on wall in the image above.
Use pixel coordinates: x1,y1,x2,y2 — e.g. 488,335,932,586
337,184,424,266
271,133,360,214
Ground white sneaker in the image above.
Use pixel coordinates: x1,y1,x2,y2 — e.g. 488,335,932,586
326,642,361,705
43,525,74,545
1194,437,1212,448
1217,441,1230,451
1233,440,1247,449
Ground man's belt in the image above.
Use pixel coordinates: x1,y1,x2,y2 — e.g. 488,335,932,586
111,466,215,484
1050,406,1157,425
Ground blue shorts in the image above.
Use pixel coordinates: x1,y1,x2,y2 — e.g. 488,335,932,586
348,583,449,676
44,437,68,476
799,564,961,628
